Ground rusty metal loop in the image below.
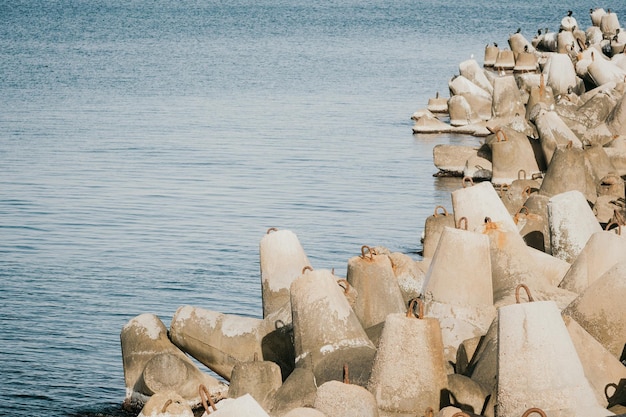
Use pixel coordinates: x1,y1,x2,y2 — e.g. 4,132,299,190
462,176,474,188
337,279,350,294
521,408,547,417
457,216,468,230
606,382,618,400
343,363,350,385
531,172,543,180
451,412,471,417
406,298,424,319
518,169,527,180
360,245,374,260
266,227,278,234
605,221,622,235
424,407,435,417
199,384,217,414
496,129,508,142
434,205,449,217
522,185,532,198
302,266,313,274
514,206,529,225
515,284,534,303
566,140,573,149
161,399,173,414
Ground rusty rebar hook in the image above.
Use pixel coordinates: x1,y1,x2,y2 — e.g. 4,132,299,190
434,205,449,217
302,266,313,274
462,176,474,188
337,279,350,294
406,298,424,319
161,399,173,413
266,227,278,234
199,384,217,415
521,407,547,417
515,283,534,303
360,245,374,260
457,216,468,230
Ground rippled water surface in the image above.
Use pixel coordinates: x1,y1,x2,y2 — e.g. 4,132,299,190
2,1,625,416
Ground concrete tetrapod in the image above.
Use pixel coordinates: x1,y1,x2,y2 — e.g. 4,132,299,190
137,390,194,417
206,394,271,417
268,368,317,416
539,144,596,204
367,299,449,417
451,180,518,234
422,205,456,260
496,285,611,417
314,379,379,417
290,268,376,387
488,128,540,186
346,245,405,331
562,259,626,361
120,314,226,409
422,226,495,362
562,314,626,408
260,228,311,320
491,75,526,121
228,354,282,411
480,218,577,308
558,230,626,294
532,110,582,165
169,304,294,382
547,190,603,263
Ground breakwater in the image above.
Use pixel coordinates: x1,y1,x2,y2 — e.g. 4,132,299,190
121,8,626,417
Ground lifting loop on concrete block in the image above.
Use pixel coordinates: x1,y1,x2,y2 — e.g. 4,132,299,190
302,266,313,274
496,129,508,142
434,205,449,217
515,284,535,303
521,407,547,417
566,140,573,149
514,206,529,224
161,399,173,414
406,297,424,319
266,227,278,234
343,363,350,384
360,245,375,260
531,172,543,180
337,279,350,294
424,407,435,417
457,216,468,230
605,221,622,235
462,176,474,188
522,185,533,198
199,384,217,414
518,169,527,180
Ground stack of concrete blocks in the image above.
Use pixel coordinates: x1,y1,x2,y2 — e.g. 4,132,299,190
121,9,626,417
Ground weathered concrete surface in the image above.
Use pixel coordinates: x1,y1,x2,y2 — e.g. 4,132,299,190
260,228,311,319
209,394,271,417
269,368,317,416
497,300,608,417
367,311,448,415
346,249,405,330
562,260,626,361
120,313,226,408
228,359,282,411
558,231,626,294
314,380,379,417
291,269,376,387
547,190,603,263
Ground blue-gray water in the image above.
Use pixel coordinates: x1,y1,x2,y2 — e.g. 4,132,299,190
2,1,625,416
